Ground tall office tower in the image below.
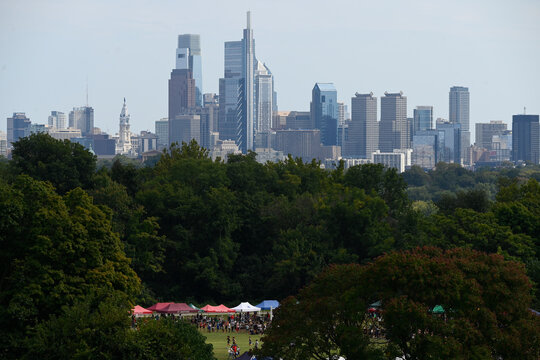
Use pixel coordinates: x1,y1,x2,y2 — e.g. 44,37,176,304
338,102,346,126
116,98,133,155
512,114,539,164
413,106,433,134
168,68,196,122
7,112,31,147
48,111,66,129
379,92,408,152
345,92,378,158
169,114,201,146
449,86,470,162
436,121,462,163
176,34,203,107
155,118,169,149
69,106,94,136
311,83,338,146
218,12,258,153
254,60,273,136
475,121,507,150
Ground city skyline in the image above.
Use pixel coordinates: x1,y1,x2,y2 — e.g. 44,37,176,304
1,0,539,139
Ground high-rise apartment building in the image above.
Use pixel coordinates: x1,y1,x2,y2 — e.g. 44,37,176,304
413,106,433,134
345,92,378,158
69,107,94,136
176,34,203,107
512,114,539,164
48,111,66,129
475,121,507,150
379,92,408,152
449,86,470,163
218,12,257,153
311,83,338,146
155,118,169,149
7,112,31,147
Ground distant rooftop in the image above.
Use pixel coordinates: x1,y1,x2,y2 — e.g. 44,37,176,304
315,83,336,92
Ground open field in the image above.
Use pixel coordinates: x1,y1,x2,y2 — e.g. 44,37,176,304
200,330,263,360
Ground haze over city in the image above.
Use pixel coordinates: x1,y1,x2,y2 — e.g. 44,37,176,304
1,0,539,137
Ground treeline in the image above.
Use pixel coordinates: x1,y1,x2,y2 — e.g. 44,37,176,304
1,133,539,356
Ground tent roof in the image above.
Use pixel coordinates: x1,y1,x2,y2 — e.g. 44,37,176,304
255,300,279,310
201,304,235,313
232,302,261,312
132,305,152,314
161,303,198,314
236,352,255,360
147,302,174,312
432,305,445,314
189,303,201,310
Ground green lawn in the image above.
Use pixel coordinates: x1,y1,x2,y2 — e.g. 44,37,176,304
200,330,262,360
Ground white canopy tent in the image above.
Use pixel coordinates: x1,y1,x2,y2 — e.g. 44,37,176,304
231,302,261,312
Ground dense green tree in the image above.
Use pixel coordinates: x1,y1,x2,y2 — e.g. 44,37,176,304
0,176,140,357
262,248,540,360
10,133,96,194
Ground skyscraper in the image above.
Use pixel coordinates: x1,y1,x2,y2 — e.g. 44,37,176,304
475,121,507,150
7,112,31,147
379,92,408,152
168,68,196,123
218,12,257,153
512,114,539,164
48,111,66,129
69,106,94,136
413,106,433,134
176,34,203,107
311,83,338,146
345,92,378,158
449,86,470,163
436,121,462,163
254,60,273,136
169,114,201,146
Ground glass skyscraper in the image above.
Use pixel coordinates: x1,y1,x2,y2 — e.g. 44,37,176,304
413,106,433,134
177,34,203,107
311,83,338,146
449,86,470,163
218,12,261,153
512,114,539,164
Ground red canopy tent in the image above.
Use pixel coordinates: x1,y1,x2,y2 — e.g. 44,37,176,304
147,302,174,312
132,305,152,316
201,304,236,313
161,303,199,314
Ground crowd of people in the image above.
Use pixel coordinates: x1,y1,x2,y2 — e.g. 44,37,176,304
190,312,271,335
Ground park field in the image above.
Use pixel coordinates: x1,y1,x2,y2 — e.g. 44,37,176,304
200,330,263,360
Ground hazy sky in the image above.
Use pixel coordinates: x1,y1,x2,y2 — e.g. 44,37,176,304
1,0,539,139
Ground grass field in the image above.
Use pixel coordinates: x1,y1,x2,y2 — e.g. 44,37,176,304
200,330,263,360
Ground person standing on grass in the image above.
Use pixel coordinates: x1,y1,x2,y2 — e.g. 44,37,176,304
227,335,230,346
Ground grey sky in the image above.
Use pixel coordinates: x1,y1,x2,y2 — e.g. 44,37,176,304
1,0,539,139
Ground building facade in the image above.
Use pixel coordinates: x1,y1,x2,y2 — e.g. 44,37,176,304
48,111,66,129
69,106,94,136
413,106,433,134
7,112,31,147
475,121,507,150
116,98,133,155
512,114,539,164
155,118,169,149
168,68,196,125
169,114,201,146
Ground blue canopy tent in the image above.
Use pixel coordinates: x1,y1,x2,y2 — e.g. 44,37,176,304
256,300,279,310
